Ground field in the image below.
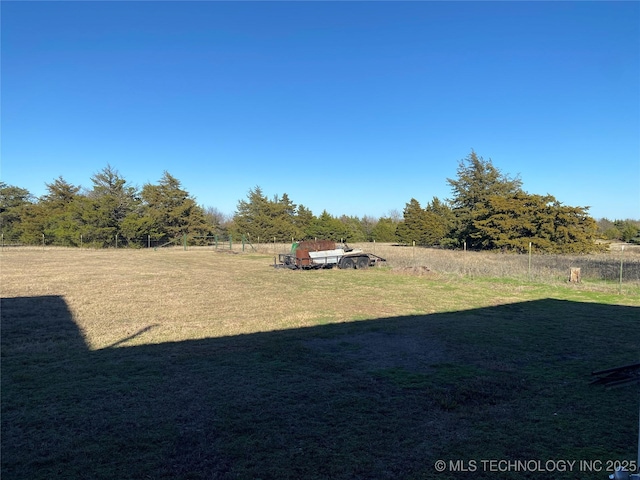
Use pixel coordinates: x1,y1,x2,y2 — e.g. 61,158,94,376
2,247,639,479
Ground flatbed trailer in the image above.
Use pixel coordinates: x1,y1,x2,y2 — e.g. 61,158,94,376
276,240,386,270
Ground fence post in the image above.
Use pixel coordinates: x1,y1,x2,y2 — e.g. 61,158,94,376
115,234,118,249
229,234,232,250
619,246,625,294
528,242,532,281
242,235,245,252
43,233,45,251
412,240,415,267
183,234,187,251
148,235,150,249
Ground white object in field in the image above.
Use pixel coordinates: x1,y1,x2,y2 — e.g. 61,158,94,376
308,248,363,265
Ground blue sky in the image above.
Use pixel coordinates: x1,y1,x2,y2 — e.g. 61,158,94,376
2,1,639,220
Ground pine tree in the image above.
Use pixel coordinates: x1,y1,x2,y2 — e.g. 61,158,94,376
294,204,315,239
472,192,602,253
140,172,212,244
0,183,33,243
35,177,82,246
396,199,427,245
446,150,522,249
233,187,303,241
371,217,399,242
79,165,140,247
307,211,350,241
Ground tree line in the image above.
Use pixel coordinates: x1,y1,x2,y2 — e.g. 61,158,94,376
1,151,638,252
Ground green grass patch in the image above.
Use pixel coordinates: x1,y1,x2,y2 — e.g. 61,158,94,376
2,251,639,479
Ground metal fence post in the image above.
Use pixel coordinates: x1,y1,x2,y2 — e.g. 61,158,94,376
412,241,415,267
619,246,625,294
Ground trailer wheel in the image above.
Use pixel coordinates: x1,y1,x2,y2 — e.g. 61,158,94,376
356,256,369,269
341,257,355,269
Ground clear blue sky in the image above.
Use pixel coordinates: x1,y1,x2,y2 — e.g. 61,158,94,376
2,1,639,220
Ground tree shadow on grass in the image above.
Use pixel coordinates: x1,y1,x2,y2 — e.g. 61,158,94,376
2,296,639,480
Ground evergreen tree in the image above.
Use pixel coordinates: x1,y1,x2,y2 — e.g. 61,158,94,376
233,187,301,241
0,183,33,243
396,197,449,247
446,150,522,249
272,193,298,241
472,192,602,253
234,187,271,240
120,213,155,247
307,210,350,241
423,197,453,246
360,215,377,241
473,192,550,251
34,177,82,246
396,199,427,245
548,201,602,253
596,219,640,242
371,217,399,242
233,186,270,240
79,165,140,247
294,204,315,239
140,172,212,244
614,220,640,242
339,215,367,242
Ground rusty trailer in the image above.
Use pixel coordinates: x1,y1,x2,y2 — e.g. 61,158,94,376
276,240,385,270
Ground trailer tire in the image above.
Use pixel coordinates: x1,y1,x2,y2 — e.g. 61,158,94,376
356,256,369,269
341,257,355,269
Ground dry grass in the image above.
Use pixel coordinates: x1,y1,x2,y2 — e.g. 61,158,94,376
248,241,640,283
0,248,437,349
2,248,348,348
2,247,638,351
2,247,640,479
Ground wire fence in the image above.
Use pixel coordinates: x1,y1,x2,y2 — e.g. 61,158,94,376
347,242,640,284
233,240,640,284
0,233,256,251
3,234,639,284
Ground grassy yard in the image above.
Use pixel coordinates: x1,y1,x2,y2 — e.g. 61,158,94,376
2,248,639,479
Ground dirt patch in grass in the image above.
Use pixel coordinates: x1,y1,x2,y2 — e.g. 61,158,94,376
391,265,435,277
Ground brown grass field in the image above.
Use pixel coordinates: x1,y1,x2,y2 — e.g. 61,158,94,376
2,247,639,479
